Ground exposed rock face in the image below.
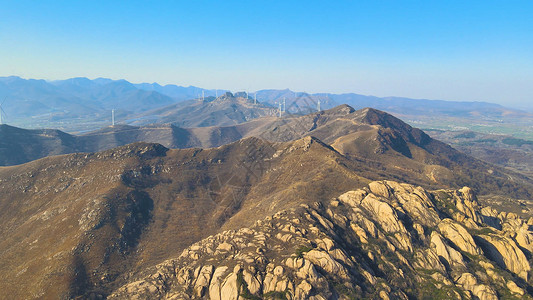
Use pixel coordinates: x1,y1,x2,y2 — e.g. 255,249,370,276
438,218,482,256
452,186,486,228
455,272,498,300
476,234,531,281
109,181,533,299
430,231,466,269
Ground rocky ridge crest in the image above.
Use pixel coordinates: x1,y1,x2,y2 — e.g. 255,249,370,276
110,181,533,299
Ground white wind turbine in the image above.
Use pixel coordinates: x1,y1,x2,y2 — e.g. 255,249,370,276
0,98,7,125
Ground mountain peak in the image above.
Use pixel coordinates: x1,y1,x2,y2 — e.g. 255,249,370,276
323,104,355,115
98,142,168,160
355,107,410,128
352,107,433,148
212,91,254,104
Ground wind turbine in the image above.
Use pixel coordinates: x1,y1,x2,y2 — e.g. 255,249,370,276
0,98,7,125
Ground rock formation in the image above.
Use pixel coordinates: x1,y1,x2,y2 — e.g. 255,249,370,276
109,181,533,299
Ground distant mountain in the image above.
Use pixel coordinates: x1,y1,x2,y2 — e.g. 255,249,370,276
2,76,532,135
50,78,176,112
133,82,226,101
0,77,215,131
131,91,277,127
256,89,532,119
0,76,98,119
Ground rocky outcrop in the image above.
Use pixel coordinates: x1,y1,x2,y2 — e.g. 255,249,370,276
430,231,466,269
438,218,482,256
361,193,407,234
369,181,440,227
455,272,498,300
476,234,531,281
110,181,533,299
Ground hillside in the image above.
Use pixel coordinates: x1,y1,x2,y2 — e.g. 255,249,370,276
427,129,533,177
0,124,77,166
256,89,533,140
131,92,278,127
0,137,377,299
1,138,531,298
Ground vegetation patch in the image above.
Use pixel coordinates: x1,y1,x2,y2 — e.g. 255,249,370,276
469,227,495,236
294,245,313,258
334,282,358,300
454,132,476,139
433,191,457,217
415,277,466,300
502,137,533,147
263,290,290,300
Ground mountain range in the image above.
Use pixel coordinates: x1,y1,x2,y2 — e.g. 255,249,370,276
2,105,532,200
2,76,532,138
1,77,533,299
1,112,532,298
130,92,277,128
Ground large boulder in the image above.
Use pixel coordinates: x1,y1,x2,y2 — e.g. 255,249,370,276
361,194,407,233
382,181,441,227
476,234,530,280
455,273,498,300
430,231,466,269
438,219,482,256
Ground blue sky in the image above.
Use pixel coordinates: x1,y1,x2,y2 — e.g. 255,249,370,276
1,1,532,107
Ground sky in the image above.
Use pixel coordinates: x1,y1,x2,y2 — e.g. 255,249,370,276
1,0,532,108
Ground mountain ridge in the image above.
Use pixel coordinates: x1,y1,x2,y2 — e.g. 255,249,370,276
2,105,532,200
1,121,532,298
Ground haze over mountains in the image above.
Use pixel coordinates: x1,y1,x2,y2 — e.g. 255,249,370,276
2,76,532,139
132,92,277,128
0,76,220,131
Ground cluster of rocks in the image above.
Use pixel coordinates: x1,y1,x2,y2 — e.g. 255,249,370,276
110,181,532,299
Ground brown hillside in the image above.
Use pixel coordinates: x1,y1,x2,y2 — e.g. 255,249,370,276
0,137,376,299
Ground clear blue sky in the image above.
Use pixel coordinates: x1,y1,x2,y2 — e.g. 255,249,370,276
1,1,532,107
